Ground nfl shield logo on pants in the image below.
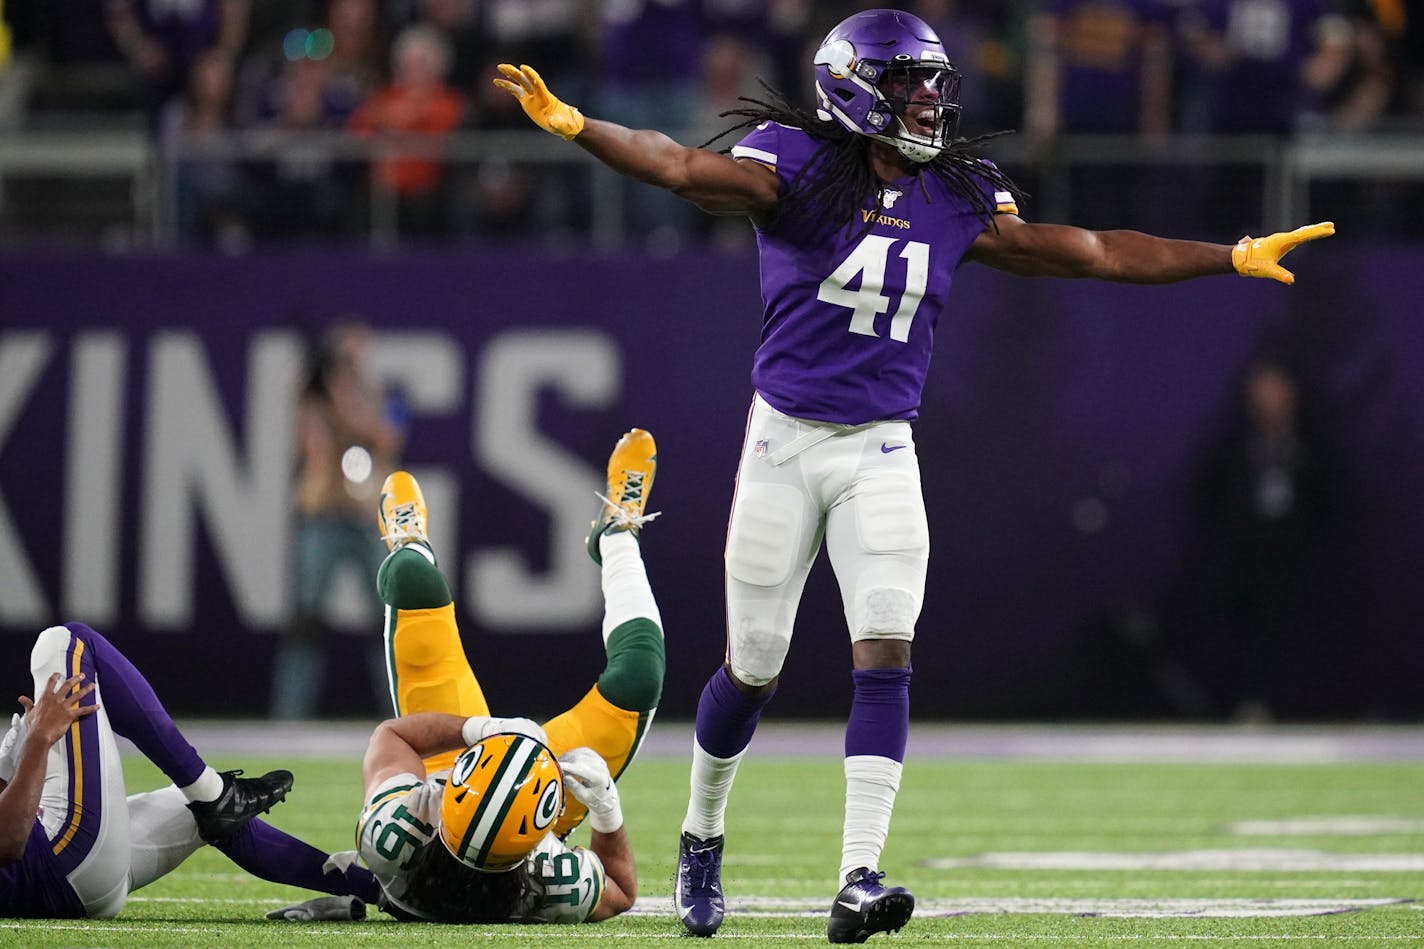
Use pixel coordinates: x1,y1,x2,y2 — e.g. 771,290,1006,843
753,439,769,458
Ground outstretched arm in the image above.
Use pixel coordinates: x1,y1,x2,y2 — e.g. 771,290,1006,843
493,64,780,219
967,215,1334,285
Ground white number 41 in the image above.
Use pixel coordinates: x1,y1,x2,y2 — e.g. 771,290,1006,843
816,236,929,343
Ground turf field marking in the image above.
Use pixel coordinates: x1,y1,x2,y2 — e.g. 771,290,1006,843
0,922,397,937
122,895,1418,920
626,896,1410,918
13,927,1424,942
1229,817,1424,836
130,897,276,903
922,850,1424,871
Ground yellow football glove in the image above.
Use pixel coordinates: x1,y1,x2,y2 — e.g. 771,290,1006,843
493,63,585,141
1232,221,1335,285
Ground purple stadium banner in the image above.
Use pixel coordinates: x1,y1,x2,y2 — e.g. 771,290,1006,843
1,245,1421,720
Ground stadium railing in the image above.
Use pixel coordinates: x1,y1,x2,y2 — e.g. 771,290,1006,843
0,128,1421,248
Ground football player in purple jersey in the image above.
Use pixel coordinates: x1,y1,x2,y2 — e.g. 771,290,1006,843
0,622,377,920
495,8,1333,943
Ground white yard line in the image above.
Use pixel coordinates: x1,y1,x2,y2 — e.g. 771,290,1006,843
121,894,1414,920
922,850,1424,872
626,895,1413,919
10,921,1424,942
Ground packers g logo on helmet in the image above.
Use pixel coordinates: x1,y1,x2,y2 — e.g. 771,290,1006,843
439,733,564,872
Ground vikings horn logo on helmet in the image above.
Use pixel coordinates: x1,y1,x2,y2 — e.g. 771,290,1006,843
813,9,963,164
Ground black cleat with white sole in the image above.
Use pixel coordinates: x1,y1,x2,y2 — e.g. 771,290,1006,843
188,768,294,844
826,867,915,943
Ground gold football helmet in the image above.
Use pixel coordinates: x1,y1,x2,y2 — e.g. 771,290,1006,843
439,733,564,872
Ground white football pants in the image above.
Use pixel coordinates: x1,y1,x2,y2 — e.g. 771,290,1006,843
723,395,929,687
30,627,205,919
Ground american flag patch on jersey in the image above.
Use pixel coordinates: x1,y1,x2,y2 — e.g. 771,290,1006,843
994,190,1018,214
753,439,769,458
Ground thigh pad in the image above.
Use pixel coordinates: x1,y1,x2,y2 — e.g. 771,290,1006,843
725,482,807,588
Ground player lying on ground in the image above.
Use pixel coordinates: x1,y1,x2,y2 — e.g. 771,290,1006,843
0,622,378,919
347,429,664,922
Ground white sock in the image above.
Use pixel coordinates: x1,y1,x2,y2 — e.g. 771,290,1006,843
178,767,223,803
682,738,744,839
599,531,662,643
402,541,437,566
839,755,903,883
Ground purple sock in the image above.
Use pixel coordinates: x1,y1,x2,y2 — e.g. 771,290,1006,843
217,819,381,903
64,622,206,787
694,666,775,759
845,667,911,762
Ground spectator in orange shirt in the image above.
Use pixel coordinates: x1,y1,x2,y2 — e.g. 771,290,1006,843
348,23,465,236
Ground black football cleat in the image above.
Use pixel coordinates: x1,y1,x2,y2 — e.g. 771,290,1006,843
188,768,294,844
675,831,726,937
826,867,915,943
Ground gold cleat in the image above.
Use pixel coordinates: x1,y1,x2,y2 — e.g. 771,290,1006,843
378,471,429,552
587,428,659,565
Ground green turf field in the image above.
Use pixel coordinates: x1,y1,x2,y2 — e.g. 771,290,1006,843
6,744,1422,947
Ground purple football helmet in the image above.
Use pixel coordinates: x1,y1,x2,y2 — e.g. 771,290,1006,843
813,9,962,163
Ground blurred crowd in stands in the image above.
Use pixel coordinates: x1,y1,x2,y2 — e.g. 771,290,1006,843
2,0,1422,245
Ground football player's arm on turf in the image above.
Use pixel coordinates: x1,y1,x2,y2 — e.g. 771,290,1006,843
492,64,780,220
967,215,1335,286
559,747,635,920
587,826,635,921
0,674,96,862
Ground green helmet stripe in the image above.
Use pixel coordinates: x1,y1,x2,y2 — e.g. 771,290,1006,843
456,737,542,867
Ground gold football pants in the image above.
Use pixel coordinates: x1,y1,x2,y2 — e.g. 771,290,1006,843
384,601,654,837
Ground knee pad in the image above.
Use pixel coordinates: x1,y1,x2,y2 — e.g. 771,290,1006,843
726,659,778,689
725,483,806,588
726,614,793,687
851,587,921,641
389,605,461,668
403,681,466,718
31,625,73,677
388,603,487,719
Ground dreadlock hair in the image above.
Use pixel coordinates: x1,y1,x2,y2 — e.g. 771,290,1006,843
391,840,538,923
702,81,1026,239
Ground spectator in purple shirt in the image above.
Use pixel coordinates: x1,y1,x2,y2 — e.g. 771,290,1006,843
1177,0,1357,134
1024,0,1174,141
105,0,250,128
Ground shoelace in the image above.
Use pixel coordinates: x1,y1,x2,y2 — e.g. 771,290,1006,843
382,503,425,544
681,845,722,895
853,870,888,893
593,491,662,531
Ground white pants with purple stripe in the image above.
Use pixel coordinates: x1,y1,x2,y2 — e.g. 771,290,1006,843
722,395,929,687
31,626,203,918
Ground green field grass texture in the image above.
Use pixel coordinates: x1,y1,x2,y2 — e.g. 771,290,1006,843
5,752,1421,947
